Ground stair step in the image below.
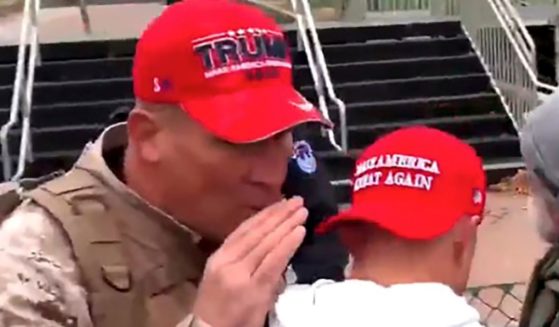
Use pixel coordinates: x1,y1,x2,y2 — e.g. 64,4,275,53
0,99,135,128
344,113,515,149
0,39,137,65
315,21,463,45
327,93,504,126
296,54,484,86
310,107,514,152
301,74,493,104
0,45,17,65
318,135,520,161
1,149,82,178
31,78,133,106
0,84,12,108
31,57,132,84
317,134,520,181
484,157,524,170
296,36,472,65
0,62,15,86
6,125,103,154
348,112,512,131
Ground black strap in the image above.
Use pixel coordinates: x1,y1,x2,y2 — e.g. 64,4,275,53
19,170,65,191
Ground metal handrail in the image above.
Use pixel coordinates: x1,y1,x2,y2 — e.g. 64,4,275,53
499,0,535,51
251,0,347,152
78,0,92,34
294,0,347,152
0,0,91,181
0,0,41,181
289,0,328,124
452,0,554,129
16,0,40,181
460,0,556,95
507,5,535,50
492,0,557,94
497,0,557,93
494,0,533,63
474,0,542,127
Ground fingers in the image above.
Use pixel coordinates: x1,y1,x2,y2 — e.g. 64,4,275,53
223,198,288,246
193,197,307,327
245,206,308,274
221,197,305,261
252,225,306,286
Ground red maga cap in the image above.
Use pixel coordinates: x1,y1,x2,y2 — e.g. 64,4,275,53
133,0,331,143
317,126,487,240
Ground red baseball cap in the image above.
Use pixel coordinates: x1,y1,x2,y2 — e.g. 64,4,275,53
316,126,487,240
133,0,331,143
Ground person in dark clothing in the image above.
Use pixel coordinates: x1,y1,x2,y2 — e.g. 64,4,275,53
107,106,348,284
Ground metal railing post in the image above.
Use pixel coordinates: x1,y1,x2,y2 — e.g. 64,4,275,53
297,0,347,151
78,0,92,34
1,0,34,181
455,0,553,130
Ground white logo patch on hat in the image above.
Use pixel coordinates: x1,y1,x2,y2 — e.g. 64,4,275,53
473,189,483,204
153,78,161,93
353,154,441,192
289,100,314,112
293,140,317,174
289,93,314,112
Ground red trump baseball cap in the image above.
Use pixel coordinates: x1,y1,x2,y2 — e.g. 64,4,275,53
133,0,331,143
317,126,487,240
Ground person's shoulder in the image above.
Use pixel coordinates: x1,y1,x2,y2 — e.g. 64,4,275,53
1,199,69,248
0,199,80,281
275,279,338,310
0,200,93,326
0,198,78,283
272,279,362,327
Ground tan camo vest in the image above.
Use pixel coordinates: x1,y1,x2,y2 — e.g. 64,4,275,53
3,145,209,327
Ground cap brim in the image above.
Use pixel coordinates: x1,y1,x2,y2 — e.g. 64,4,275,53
180,85,332,143
316,198,464,240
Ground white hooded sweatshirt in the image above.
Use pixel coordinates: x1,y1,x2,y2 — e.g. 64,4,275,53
269,279,482,327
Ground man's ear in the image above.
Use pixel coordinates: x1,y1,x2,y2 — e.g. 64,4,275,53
127,108,162,163
452,216,479,265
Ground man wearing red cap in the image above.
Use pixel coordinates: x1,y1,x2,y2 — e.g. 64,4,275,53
0,1,341,326
271,126,486,327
